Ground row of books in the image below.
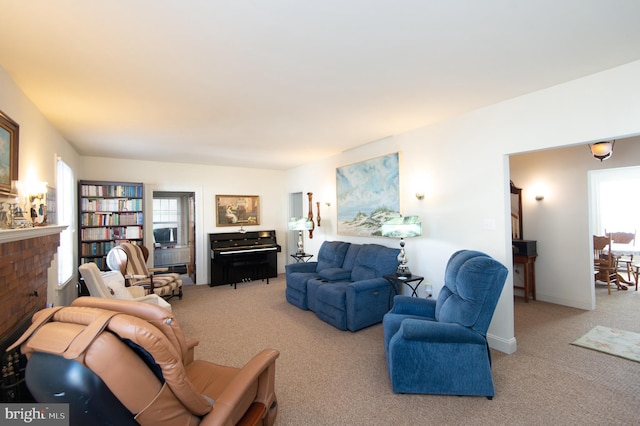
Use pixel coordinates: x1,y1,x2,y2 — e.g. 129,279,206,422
80,198,143,212
80,212,143,226
81,257,108,270
81,241,116,256
81,184,143,198
81,226,143,241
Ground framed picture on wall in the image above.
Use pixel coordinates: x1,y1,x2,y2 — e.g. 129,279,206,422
336,152,401,236
0,110,19,196
215,194,260,227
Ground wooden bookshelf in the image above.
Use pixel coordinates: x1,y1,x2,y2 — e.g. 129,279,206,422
78,180,144,270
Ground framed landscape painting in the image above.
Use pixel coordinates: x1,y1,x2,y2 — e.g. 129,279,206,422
336,153,400,236
0,110,19,196
216,194,260,227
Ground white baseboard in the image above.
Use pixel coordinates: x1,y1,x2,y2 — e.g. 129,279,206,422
488,333,517,354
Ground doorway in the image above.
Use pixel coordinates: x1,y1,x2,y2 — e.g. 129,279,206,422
152,191,196,283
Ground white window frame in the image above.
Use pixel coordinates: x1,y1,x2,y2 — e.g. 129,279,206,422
56,157,75,286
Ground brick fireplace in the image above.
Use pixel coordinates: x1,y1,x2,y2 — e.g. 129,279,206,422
0,226,65,338
0,226,65,402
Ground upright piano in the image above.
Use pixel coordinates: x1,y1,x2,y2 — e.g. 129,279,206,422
209,230,281,287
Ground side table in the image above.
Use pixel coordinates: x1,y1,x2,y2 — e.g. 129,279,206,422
291,253,313,263
384,274,424,306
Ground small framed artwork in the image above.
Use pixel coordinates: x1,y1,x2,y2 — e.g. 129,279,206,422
216,195,260,227
0,110,19,196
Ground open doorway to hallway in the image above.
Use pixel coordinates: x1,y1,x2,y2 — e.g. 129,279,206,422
152,191,196,284
509,136,640,314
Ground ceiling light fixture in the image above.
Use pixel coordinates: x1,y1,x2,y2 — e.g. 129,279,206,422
589,140,615,161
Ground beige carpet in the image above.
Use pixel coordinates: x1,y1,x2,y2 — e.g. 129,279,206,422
170,277,640,425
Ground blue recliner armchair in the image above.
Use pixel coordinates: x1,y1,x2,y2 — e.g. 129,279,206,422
383,250,508,398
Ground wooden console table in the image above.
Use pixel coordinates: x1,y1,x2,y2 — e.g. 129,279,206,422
513,254,537,303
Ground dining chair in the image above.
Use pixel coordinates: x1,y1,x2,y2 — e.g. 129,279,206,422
631,262,639,291
605,230,636,281
593,235,621,295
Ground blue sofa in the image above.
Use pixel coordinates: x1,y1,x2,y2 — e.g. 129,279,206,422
285,241,400,331
382,250,508,398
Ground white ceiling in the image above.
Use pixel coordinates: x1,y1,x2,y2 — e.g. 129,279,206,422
1,1,640,170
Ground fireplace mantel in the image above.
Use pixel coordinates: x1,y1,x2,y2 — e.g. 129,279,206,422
0,225,67,244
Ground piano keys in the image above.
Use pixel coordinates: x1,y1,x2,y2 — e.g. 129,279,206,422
209,230,281,287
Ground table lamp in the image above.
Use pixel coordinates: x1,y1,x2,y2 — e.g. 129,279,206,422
381,215,422,277
288,217,313,255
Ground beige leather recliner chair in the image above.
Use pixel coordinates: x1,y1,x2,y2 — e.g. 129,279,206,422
10,297,279,426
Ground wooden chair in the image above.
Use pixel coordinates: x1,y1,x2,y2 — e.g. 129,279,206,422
631,262,639,291
605,230,636,281
593,235,622,295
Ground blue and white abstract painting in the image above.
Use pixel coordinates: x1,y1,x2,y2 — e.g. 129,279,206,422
336,152,400,236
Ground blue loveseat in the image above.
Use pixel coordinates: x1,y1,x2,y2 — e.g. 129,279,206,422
285,241,400,331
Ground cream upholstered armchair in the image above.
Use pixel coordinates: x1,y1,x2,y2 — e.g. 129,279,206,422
107,242,183,300
9,297,279,425
78,262,172,312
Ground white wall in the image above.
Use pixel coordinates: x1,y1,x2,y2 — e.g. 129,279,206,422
78,157,287,284
0,66,81,306
510,137,640,310
286,60,640,354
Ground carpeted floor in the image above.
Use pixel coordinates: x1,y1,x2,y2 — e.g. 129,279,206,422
170,277,640,425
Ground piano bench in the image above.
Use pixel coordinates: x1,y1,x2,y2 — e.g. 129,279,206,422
227,259,271,289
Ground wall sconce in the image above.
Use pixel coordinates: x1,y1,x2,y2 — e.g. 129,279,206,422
381,215,422,277
415,192,425,200
589,140,615,161
27,181,48,203
12,180,48,225
535,194,544,201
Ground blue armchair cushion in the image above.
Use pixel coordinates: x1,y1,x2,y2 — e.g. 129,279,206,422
316,241,350,271
318,268,351,281
351,244,398,282
436,251,509,333
341,244,362,271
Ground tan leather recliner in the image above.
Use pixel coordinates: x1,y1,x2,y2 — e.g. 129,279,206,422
10,297,279,426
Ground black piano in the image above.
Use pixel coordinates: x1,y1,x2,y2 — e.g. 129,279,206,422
209,230,281,288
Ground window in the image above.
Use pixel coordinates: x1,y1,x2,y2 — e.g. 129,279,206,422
153,197,180,245
56,157,74,285
592,166,640,234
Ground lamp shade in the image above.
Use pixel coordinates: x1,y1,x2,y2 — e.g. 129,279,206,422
380,216,422,238
288,217,313,231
